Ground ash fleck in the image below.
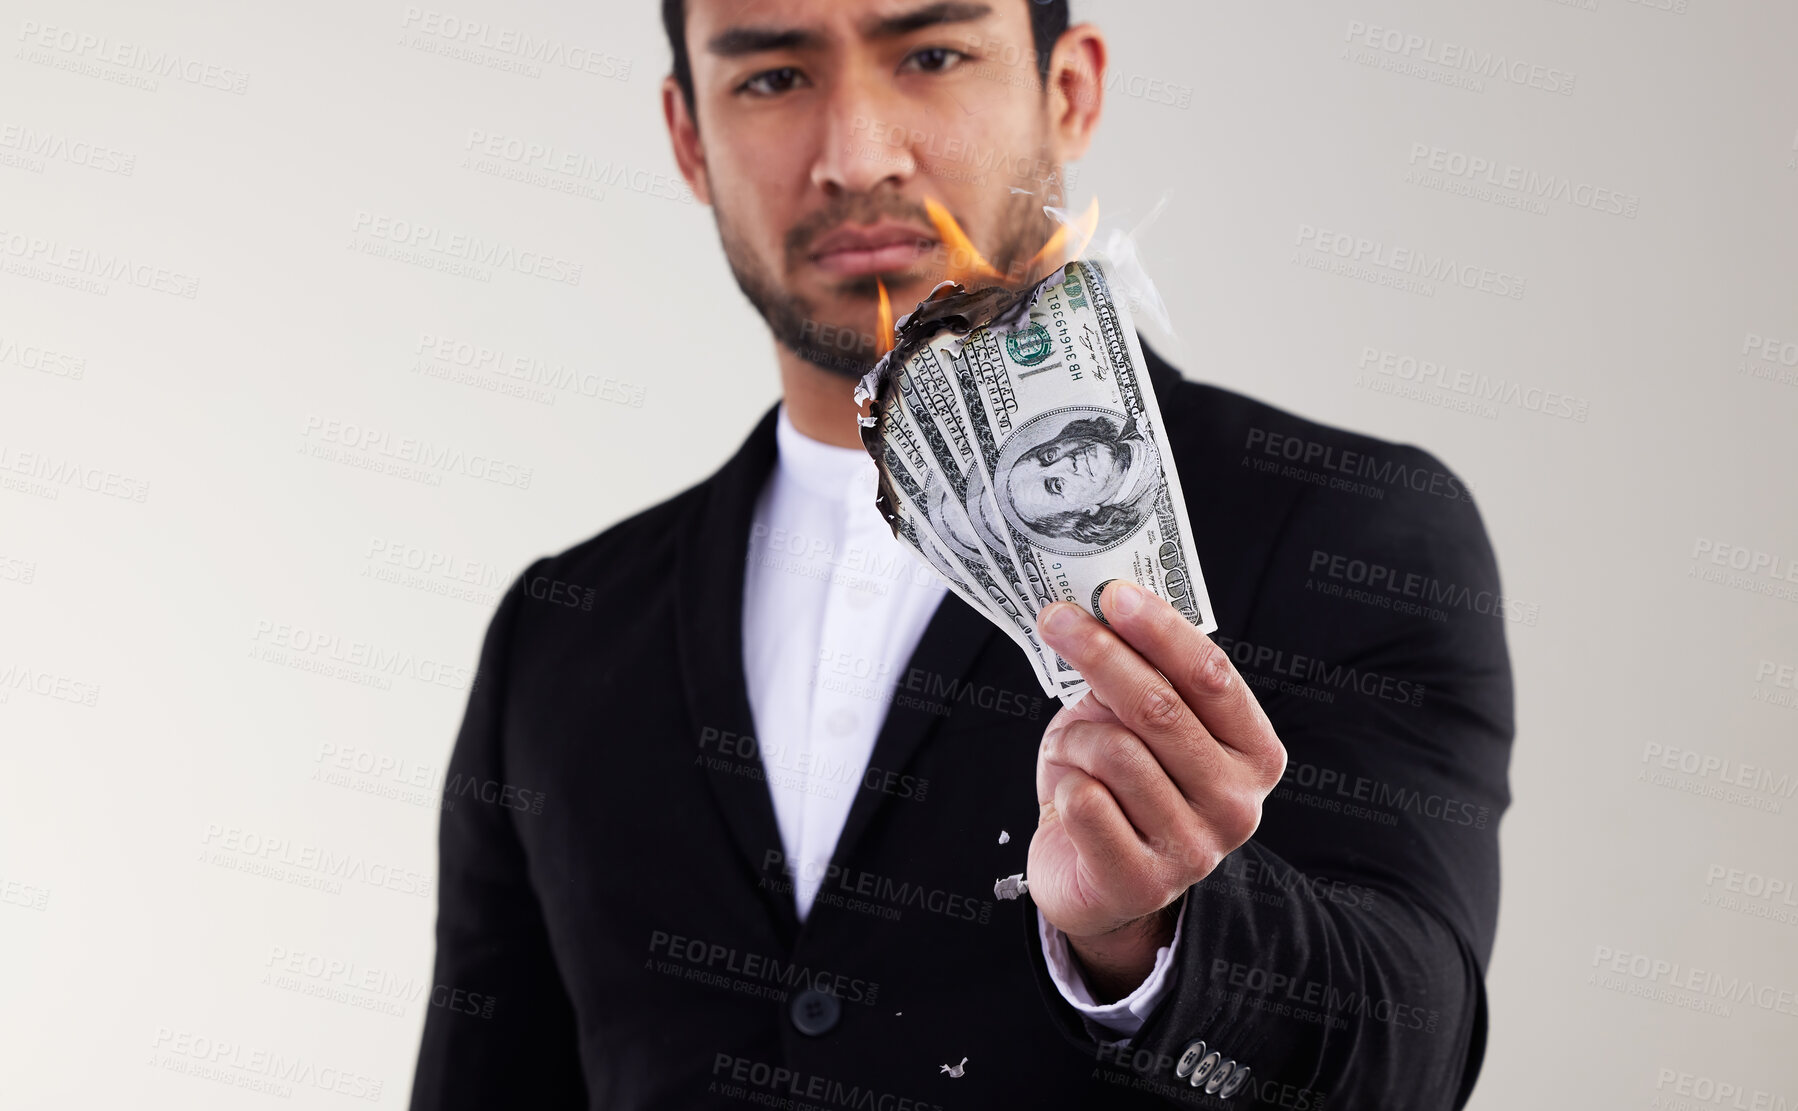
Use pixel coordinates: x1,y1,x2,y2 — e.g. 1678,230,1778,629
997,830,1010,844
940,1057,968,1078
994,873,1028,900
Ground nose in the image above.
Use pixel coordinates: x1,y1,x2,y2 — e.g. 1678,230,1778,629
810,72,916,196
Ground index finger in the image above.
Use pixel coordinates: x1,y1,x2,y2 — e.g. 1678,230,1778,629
1037,599,1225,796
1095,580,1280,766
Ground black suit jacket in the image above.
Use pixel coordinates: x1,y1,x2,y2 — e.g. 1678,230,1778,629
409,345,1514,1110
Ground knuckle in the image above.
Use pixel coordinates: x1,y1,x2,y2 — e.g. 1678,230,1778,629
1063,778,1110,824
1170,815,1213,873
1188,638,1232,695
1133,680,1185,732
1261,739,1290,786
1096,726,1150,778
1221,792,1263,844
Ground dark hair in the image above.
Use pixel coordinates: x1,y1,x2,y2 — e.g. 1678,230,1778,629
662,0,1071,116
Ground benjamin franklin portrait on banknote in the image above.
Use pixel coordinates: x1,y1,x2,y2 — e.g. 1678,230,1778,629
993,408,1160,554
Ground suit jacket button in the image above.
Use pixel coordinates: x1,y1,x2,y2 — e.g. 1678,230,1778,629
1174,1040,1208,1079
790,989,841,1036
1218,1065,1251,1100
1188,1051,1222,1088
1205,1058,1237,1096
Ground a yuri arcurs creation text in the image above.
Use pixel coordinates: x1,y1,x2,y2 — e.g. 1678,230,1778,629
858,258,1215,704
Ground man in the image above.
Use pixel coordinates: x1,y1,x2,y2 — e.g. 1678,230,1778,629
409,2,1514,1108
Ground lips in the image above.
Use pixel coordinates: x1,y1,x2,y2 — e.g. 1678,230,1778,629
809,221,939,277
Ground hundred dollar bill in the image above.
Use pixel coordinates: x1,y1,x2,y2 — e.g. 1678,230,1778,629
879,437,1062,696
860,259,1215,698
891,351,1083,690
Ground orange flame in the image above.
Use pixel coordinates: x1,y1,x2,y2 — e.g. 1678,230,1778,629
1024,196,1100,281
924,195,1101,292
925,197,1005,286
876,278,895,356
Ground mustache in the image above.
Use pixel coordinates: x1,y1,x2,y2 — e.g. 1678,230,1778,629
784,193,937,261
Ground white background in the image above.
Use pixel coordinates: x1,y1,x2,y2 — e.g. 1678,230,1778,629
2,0,1795,1106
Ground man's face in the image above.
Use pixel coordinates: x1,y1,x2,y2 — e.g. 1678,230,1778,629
675,0,1073,378
1009,438,1126,524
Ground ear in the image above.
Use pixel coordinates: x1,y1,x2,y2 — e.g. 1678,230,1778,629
662,76,713,207
1044,24,1107,165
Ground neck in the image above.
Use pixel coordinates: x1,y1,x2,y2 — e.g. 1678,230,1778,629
776,344,868,450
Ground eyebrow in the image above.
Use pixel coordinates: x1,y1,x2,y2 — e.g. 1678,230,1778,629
864,2,994,39
706,2,994,57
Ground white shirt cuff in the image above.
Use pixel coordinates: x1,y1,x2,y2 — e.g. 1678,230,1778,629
1036,900,1185,1039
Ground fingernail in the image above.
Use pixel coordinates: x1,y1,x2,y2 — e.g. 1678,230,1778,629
1041,604,1078,638
1106,581,1144,619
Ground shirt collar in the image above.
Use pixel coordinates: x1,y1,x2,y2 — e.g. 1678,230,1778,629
774,402,878,501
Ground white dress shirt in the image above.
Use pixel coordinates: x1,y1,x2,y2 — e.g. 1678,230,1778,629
740,404,1181,1037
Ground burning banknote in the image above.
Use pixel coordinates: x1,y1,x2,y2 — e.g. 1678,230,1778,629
857,258,1215,704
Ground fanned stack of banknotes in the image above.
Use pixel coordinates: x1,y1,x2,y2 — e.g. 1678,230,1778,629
856,258,1216,705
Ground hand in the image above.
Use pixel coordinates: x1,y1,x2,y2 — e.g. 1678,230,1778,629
1028,580,1287,1001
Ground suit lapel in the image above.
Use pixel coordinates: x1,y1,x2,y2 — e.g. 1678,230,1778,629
823,593,998,883
672,404,800,939
674,403,1005,938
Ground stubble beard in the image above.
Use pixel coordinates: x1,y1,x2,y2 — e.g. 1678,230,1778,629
715,175,1059,381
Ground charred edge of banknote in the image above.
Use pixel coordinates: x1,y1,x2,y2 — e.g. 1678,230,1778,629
858,265,1072,538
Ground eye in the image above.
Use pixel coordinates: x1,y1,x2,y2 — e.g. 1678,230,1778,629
902,46,968,75
1045,477,1063,496
738,66,809,97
